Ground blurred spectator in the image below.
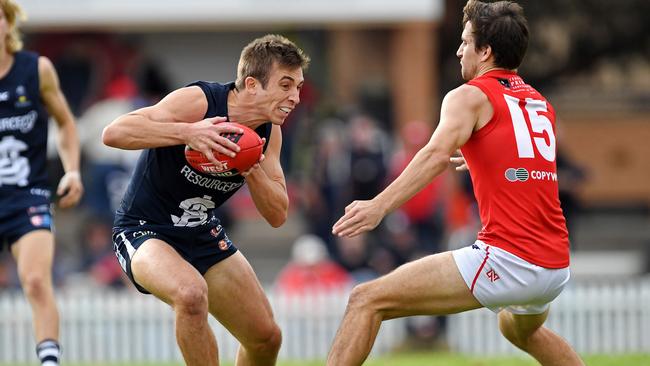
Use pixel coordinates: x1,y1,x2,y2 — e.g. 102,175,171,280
389,120,445,253
334,233,377,284
301,118,350,255
78,216,126,288
274,234,352,296
345,113,391,202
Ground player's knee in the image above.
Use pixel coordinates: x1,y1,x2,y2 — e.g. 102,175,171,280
498,314,530,350
20,272,50,301
347,282,376,312
173,284,209,316
246,323,282,357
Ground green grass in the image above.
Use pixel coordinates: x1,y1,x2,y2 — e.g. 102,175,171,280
16,352,647,366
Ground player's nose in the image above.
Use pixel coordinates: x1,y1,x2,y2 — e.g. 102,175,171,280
289,88,300,105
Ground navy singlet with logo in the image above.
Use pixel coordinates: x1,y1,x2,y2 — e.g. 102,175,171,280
115,81,271,229
0,51,51,210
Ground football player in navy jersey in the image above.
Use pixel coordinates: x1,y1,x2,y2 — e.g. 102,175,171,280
103,34,309,366
0,1,83,366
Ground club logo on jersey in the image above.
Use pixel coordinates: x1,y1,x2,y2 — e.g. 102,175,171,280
0,135,30,187
498,78,511,88
0,91,9,102
15,85,31,108
171,195,215,227
486,268,500,282
505,168,529,182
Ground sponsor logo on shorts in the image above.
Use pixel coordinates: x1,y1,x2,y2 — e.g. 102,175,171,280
486,268,500,282
132,230,157,239
27,204,50,214
210,224,223,238
30,214,50,227
218,239,230,251
505,168,557,182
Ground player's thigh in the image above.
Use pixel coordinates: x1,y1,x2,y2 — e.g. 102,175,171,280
367,251,482,319
204,251,276,342
498,308,549,341
11,229,55,279
130,238,207,305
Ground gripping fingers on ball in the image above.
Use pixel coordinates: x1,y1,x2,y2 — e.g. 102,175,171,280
203,149,224,170
215,136,240,157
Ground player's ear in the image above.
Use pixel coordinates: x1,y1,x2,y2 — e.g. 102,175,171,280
244,76,258,94
480,45,492,62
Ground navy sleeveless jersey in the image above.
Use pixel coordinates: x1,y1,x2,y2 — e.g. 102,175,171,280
115,81,272,228
0,51,51,210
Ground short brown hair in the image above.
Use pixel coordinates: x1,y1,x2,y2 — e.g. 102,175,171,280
462,0,529,70
0,0,25,53
236,34,310,90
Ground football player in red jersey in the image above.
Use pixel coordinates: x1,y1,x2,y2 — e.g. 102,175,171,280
327,1,584,365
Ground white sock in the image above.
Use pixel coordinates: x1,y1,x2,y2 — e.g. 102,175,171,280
36,339,60,366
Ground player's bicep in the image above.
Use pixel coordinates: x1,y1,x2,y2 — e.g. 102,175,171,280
135,86,209,124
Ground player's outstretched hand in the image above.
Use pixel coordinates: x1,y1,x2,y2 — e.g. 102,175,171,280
450,151,469,171
332,199,383,237
57,171,84,208
186,117,242,169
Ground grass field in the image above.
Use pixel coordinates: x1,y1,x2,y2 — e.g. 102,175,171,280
15,352,647,366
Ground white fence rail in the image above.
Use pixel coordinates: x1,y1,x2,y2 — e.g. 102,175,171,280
0,288,405,364
1,278,649,363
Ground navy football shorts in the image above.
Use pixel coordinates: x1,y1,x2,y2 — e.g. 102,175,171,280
112,217,238,294
0,203,53,250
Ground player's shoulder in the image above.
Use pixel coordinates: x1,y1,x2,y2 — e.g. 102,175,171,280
36,54,57,79
444,83,489,109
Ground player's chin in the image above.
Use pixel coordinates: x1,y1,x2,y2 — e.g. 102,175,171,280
271,113,289,125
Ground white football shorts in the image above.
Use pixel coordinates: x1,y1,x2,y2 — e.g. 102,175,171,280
452,240,570,315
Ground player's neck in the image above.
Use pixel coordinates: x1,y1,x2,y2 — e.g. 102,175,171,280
227,89,267,130
475,64,514,78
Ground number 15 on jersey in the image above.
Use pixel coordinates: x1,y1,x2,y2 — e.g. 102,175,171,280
504,95,556,162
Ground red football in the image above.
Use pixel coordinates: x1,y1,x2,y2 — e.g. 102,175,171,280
184,122,264,177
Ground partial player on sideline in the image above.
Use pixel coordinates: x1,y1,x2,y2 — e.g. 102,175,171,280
327,1,584,365
103,34,309,366
0,1,84,366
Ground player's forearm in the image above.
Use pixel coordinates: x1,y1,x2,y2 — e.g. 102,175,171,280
246,170,289,227
56,120,81,173
102,113,189,150
375,145,449,216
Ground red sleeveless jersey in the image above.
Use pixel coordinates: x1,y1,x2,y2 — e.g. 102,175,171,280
460,70,569,268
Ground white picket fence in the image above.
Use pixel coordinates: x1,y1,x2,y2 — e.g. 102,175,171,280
0,288,405,364
1,278,649,363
